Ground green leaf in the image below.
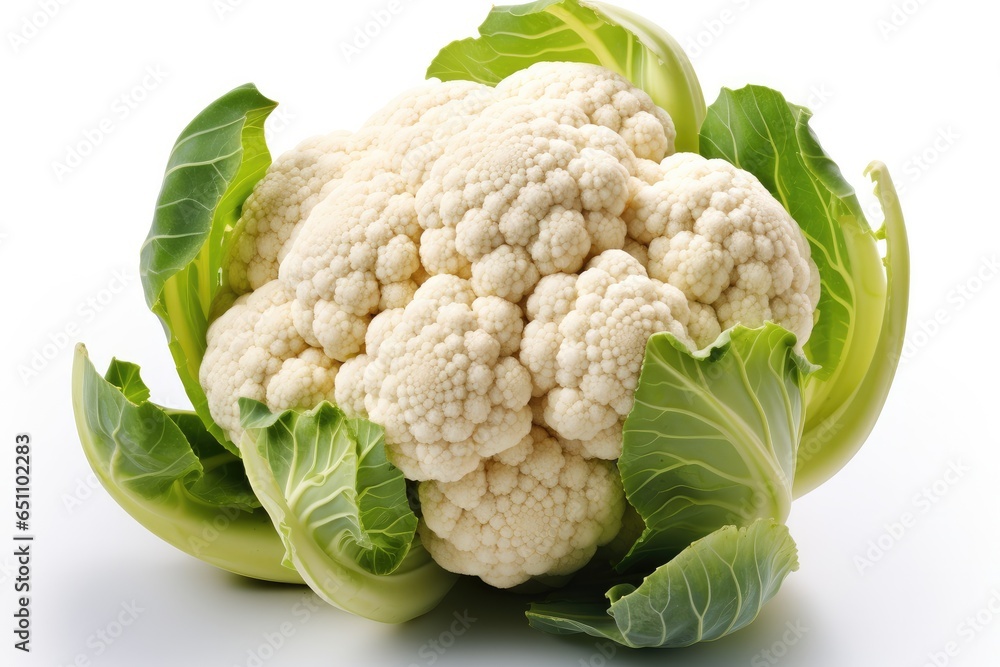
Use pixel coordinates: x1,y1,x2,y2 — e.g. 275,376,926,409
239,400,457,623
103,359,150,404
619,324,812,570
239,400,416,575
527,519,799,648
795,161,909,494
698,86,909,495
427,0,705,152
699,86,867,381
71,344,298,583
139,83,277,453
165,410,260,511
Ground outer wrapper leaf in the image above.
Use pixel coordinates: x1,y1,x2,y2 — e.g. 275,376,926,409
699,86,909,495
527,519,798,648
166,410,260,511
427,0,705,152
239,400,457,623
700,86,875,383
139,83,277,452
619,324,812,570
71,344,298,583
527,325,807,647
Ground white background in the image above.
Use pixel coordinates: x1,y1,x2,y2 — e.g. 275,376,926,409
2,0,998,665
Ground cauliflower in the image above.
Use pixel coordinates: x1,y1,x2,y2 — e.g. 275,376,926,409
198,60,821,588
418,425,625,588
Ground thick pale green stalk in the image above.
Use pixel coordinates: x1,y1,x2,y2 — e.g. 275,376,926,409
71,345,299,583
794,162,909,494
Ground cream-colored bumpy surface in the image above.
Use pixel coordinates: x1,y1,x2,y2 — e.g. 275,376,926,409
201,61,819,587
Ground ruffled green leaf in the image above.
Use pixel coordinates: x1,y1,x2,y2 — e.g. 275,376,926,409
165,410,259,511
139,83,277,453
619,324,812,570
71,344,297,583
427,0,705,152
239,400,457,623
699,86,909,495
528,519,798,647
103,359,150,405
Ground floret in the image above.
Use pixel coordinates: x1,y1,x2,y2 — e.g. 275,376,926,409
227,132,356,293
273,81,500,361
494,61,676,160
279,173,422,361
201,281,338,443
418,425,625,588
520,250,692,457
341,276,533,482
414,62,673,303
624,153,821,346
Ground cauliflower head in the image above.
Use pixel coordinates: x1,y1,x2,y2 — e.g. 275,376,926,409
200,61,820,588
